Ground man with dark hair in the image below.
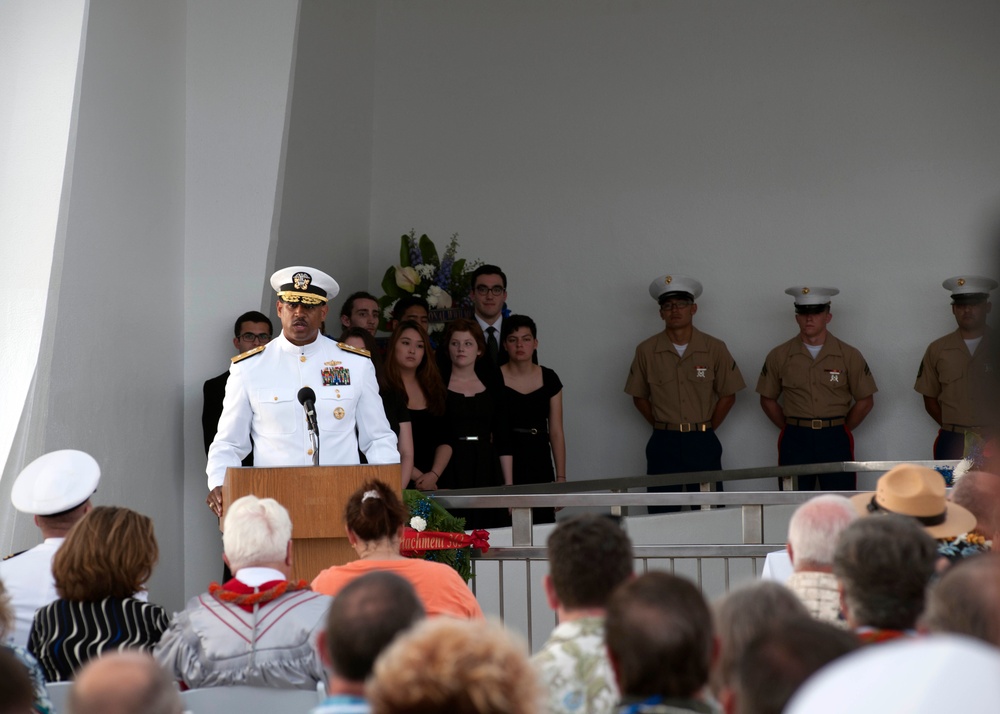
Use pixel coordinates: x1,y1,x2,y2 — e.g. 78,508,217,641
70,651,183,714
723,618,857,714
914,275,996,459
922,553,1000,647
757,286,877,491
312,571,425,714
0,450,99,648
201,310,273,455
389,295,431,332
469,264,508,366
339,291,380,336
605,572,716,714
533,515,634,714
626,274,745,512
832,515,937,643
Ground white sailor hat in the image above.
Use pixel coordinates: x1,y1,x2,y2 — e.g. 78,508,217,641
270,266,339,305
648,275,703,303
11,449,100,516
943,275,997,304
785,286,839,314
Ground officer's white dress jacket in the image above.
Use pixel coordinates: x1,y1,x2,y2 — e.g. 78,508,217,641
206,333,398,489
0,538,62,648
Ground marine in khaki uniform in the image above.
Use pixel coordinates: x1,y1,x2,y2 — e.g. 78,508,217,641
914,275,997,459
757,287,877,491
625,275,745,512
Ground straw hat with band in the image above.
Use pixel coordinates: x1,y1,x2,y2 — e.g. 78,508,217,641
850,463,975,539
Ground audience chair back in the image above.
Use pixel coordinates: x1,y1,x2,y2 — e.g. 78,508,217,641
180,685,322,714
46,681,73,714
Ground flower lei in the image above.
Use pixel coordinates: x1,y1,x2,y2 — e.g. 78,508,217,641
208,580,309,607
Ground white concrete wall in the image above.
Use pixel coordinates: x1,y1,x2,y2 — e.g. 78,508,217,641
1,0,188,609
183,0,301,594
366,0,1000,491
0,0,86,510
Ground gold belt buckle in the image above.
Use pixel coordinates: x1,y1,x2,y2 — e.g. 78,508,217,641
680,423,692,433
811,419,824,430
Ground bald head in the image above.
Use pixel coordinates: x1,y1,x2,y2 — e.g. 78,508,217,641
950,471,1000,542
69,652,182,714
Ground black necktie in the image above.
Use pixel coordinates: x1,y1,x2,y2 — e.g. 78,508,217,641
487,326,499,364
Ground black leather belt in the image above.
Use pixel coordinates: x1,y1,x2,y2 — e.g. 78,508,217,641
512,427,547,436
653,421,711,433
786,417,846,429
457,436,479,441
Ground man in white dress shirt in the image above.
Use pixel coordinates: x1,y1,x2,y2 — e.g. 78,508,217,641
206,266,399,515
0,449,100,647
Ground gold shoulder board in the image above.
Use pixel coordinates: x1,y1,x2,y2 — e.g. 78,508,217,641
337,342,371,358
232,345,266,363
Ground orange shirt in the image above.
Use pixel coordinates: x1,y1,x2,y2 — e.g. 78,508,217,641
310,558,483,619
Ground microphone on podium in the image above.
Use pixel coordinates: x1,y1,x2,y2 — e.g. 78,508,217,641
298,387,320,466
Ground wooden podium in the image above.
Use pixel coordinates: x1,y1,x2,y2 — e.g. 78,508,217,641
222,464,401,583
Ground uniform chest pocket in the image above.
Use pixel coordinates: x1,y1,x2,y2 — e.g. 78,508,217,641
936,355,965,386
317,388,356,432
254,389,297,435
649,367,678,404
685,364,715,387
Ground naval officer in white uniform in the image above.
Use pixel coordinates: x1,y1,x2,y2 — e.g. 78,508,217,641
0,449,100,647
206,266,399,515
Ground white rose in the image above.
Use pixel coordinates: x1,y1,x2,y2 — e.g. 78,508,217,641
410,516,427,532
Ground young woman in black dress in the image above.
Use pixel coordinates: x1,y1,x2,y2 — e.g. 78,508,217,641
500,315,566,524
383,321,451,490
438,319,512,529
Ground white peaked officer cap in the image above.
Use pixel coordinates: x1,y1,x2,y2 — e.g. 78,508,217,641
786,635,1000,714
270,266,340,305
11,449,100,515
942,275,998,303
648,274,703,303
785,286,839,314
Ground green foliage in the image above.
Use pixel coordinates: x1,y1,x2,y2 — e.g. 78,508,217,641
403,489,474,582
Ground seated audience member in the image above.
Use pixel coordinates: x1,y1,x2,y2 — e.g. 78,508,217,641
311,480,483,619
0,579,50,714
921,553,1000,646
0,647,36,714
312,571,425,714
946,469,1000,552
784,494,857,627
384,320,450,490
785,635,1000,714
832,515,937,643
533,515,633,714
340,291,380,336
69,652,183,714
28,507,168,682
711,581,809,699
155,495,330,689
202,310,273,456
605,572,717,714
367,618,540,714
724,618,858,714
0,450,100,648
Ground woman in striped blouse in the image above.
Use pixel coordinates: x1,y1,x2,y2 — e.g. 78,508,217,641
28,506,168,682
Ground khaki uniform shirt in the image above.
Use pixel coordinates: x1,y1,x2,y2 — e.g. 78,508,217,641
914,329,991,426
756,333,877,419
625,328,746,425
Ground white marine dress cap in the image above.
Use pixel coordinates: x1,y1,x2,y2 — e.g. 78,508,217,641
11,449,101,515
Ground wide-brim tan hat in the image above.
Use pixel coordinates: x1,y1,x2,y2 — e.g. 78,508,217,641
850,463,976,539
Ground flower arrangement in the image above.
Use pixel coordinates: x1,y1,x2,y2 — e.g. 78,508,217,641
400,490,490,583
377,231,481,332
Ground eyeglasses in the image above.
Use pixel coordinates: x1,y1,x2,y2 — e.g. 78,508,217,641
660,301,693,311
475,285,505,296
239,333,271,344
